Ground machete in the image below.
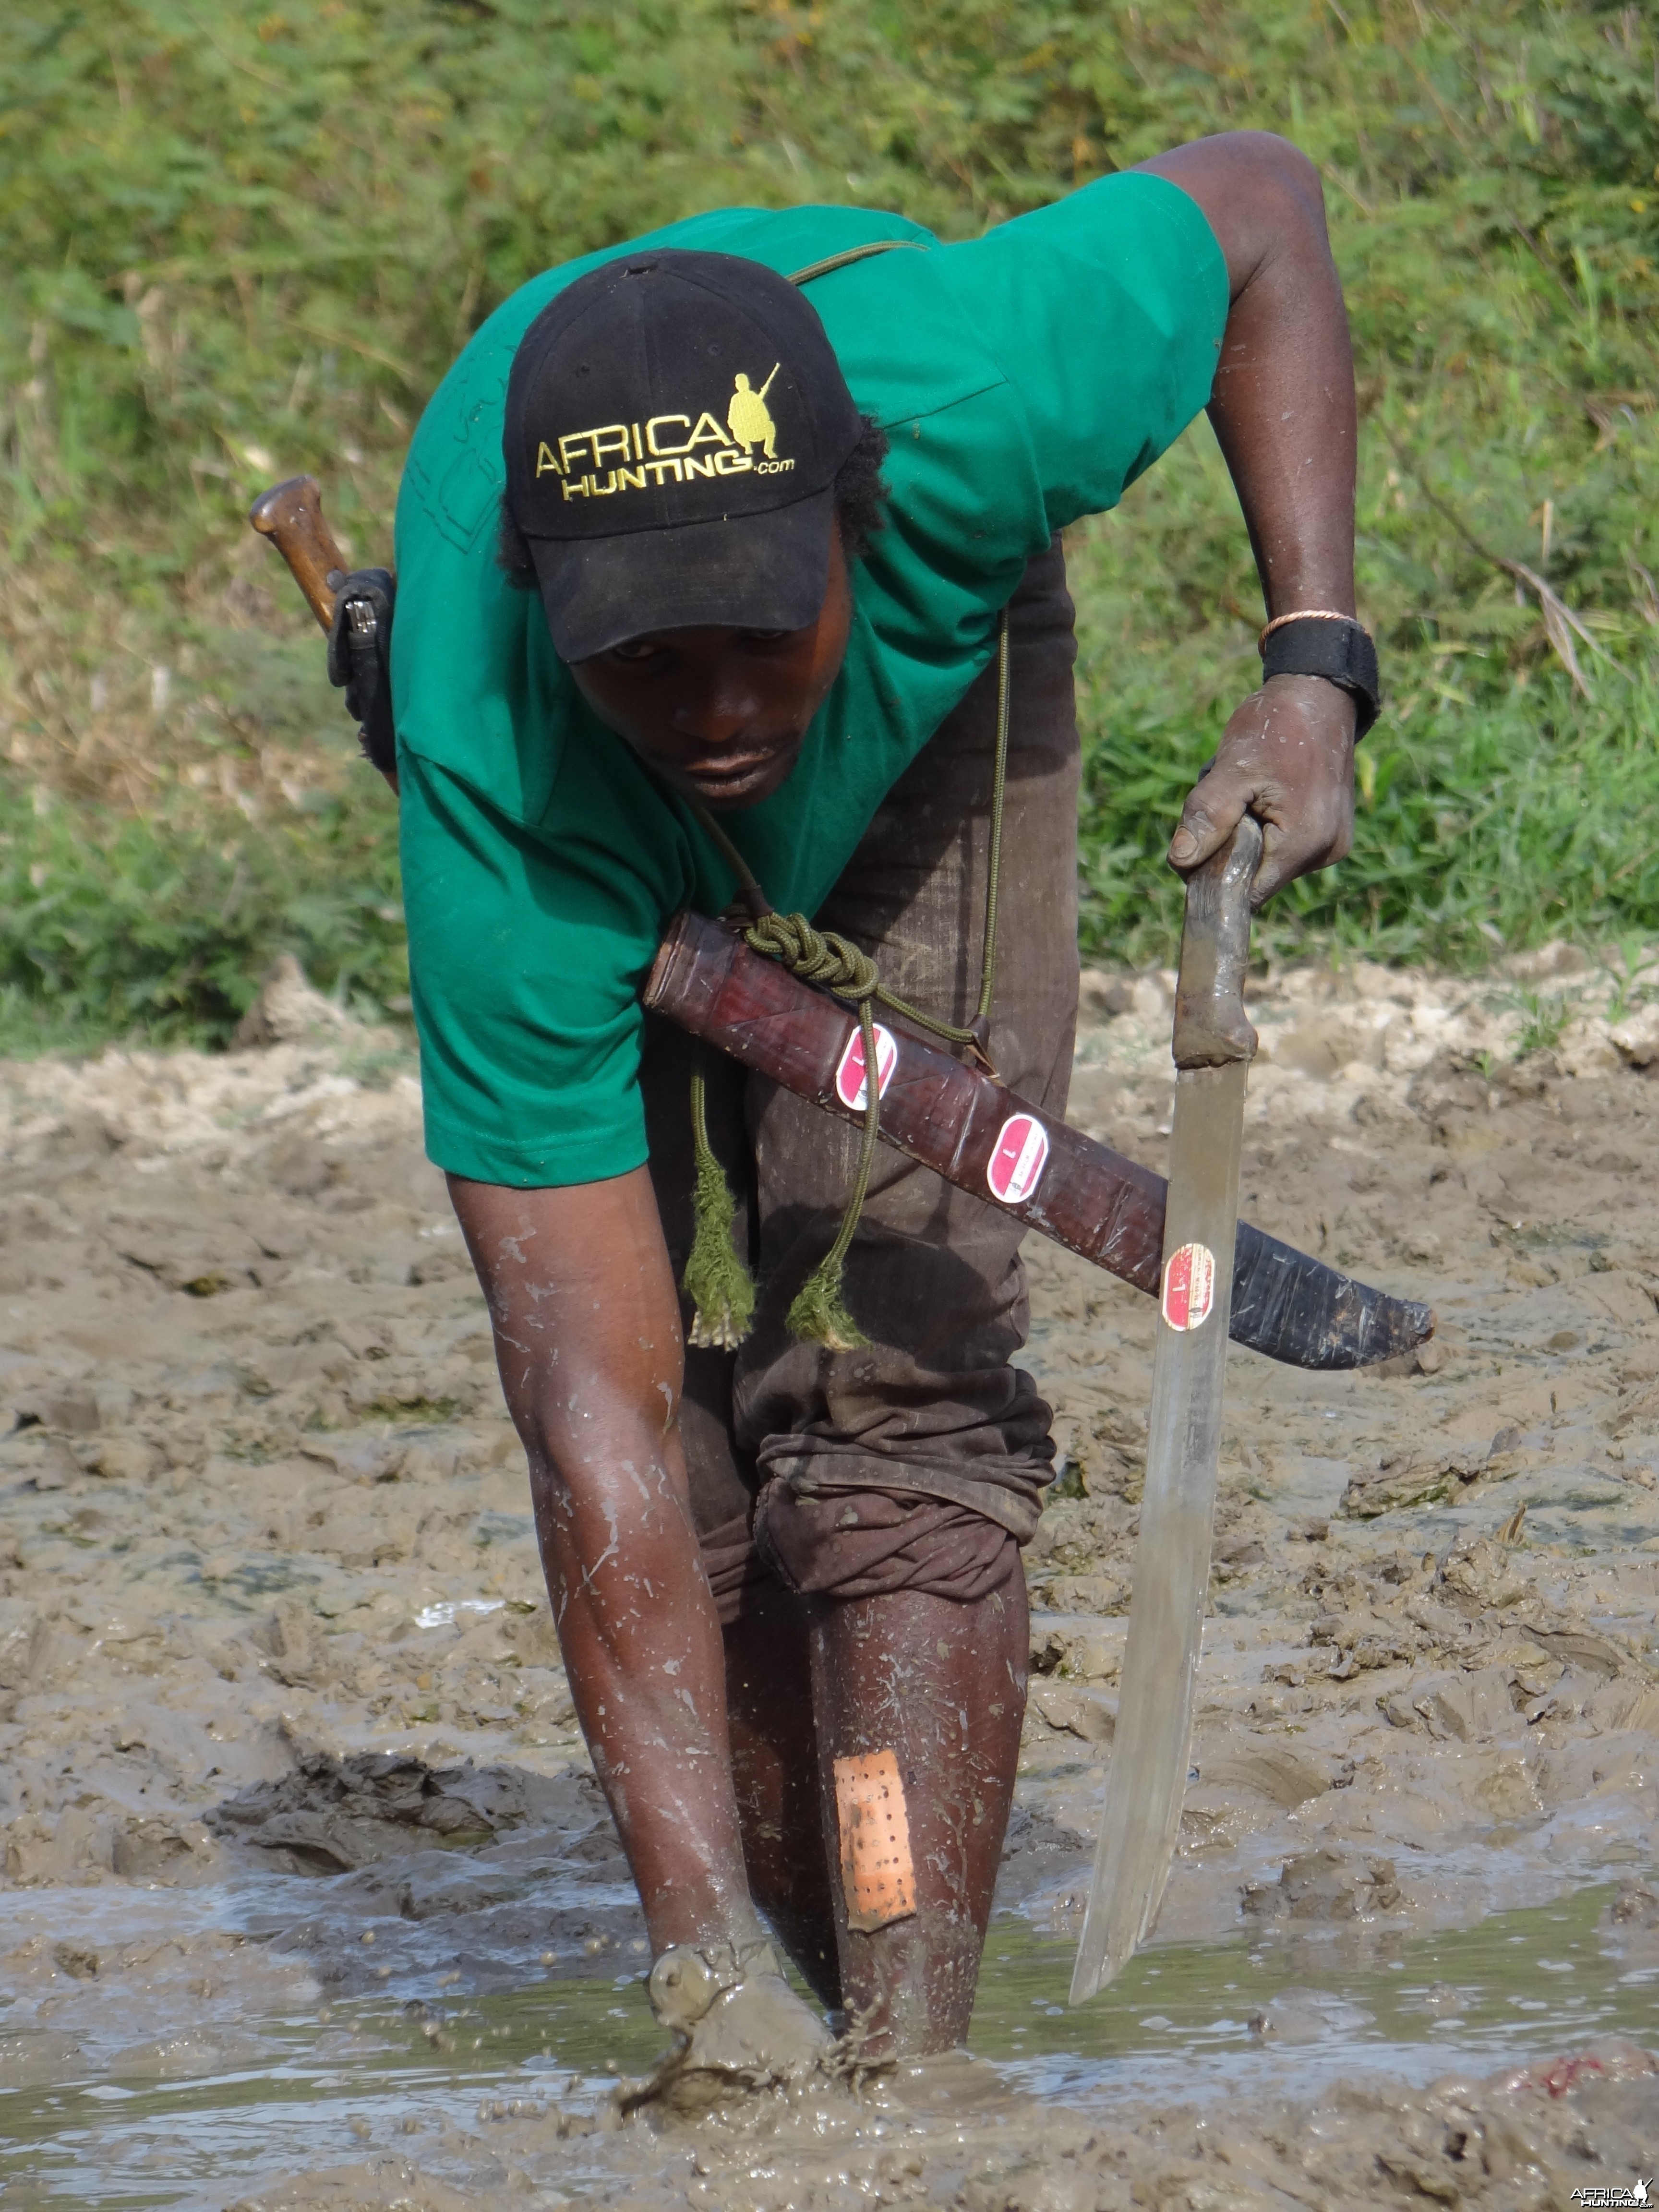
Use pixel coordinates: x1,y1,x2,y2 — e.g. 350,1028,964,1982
1070,814,1263,2005
249,475,345,629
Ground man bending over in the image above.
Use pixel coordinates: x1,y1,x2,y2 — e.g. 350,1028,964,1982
389,132,1371,2092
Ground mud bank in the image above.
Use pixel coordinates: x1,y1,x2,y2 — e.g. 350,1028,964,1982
2,943,1659,2206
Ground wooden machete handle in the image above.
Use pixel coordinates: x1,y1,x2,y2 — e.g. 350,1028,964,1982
1170,813,1263,1070
248,475,347,634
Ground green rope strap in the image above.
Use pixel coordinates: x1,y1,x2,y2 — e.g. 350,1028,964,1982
679,600,1012,1353
743,927,882,1352
785,240,929,287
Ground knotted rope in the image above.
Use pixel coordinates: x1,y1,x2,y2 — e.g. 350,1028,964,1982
681,912,884,1352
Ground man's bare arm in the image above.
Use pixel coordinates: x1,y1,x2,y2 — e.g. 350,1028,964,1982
447,1167,764,1955
1136,131,1359,903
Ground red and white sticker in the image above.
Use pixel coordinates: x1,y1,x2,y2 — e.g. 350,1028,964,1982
1161,1242,1217,1332
986,1113,1050,1206
835,1022,898,1111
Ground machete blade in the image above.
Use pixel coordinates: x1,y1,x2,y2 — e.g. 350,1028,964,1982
1070,816,1262,2007
1068,1057,1248,2002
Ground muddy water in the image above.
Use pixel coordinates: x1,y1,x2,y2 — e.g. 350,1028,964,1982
4,944,1659,2206
9,1891,1659,2205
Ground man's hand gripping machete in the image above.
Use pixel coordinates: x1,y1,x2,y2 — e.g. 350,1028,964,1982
1070,815,1264,2005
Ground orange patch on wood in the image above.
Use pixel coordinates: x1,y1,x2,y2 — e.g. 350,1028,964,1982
833,1748,917,1933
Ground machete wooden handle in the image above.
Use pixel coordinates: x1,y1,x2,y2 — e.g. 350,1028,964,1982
249,475,347,634
1171,813,1263,1070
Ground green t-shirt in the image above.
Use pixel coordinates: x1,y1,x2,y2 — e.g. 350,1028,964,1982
394,174,1227,1186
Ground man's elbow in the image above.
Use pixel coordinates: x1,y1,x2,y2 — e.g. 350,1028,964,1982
1223,130,1323,201
515,1390,684,1508
1141,130,1334,293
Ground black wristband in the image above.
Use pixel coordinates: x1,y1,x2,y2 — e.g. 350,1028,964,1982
1260,616,1380,738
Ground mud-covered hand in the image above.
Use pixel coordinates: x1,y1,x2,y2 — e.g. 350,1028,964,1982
617,1939,833,2115
1167,674,1355,907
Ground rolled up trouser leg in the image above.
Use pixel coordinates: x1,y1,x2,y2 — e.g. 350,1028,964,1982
753,1485,1024,1607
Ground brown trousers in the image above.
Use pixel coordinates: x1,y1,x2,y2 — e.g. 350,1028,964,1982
640,537,1081,1615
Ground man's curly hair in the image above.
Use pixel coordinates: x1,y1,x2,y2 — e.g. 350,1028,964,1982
497,415,890,599
830,415,890,562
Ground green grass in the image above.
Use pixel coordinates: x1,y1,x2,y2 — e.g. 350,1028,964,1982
2,1,1658,1041
0,770,405,1048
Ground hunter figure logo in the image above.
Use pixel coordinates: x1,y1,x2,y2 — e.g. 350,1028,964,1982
542,363,795,502
728,367,780,458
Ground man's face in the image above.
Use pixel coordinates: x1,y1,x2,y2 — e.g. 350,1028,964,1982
568,528,852,810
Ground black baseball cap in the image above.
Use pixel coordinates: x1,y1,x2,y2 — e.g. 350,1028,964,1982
503,250,863,663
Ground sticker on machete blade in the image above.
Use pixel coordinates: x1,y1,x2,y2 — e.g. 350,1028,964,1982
1161,1241,1217,1331
835,1022,897,1111
986,1113,1050,1205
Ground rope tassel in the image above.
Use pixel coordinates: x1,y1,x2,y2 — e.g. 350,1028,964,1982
785,994,881,1353
683,1055,756,1350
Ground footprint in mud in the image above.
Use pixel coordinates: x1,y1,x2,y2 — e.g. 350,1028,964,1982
208,1749,575,1874
208,1752,645,1997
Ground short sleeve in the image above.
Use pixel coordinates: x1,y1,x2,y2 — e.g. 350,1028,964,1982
398,751,687,1188
934,172,1229,535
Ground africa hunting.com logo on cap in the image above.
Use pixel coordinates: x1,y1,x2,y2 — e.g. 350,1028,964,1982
501,244,864,661
534,363,798,506
504,247,861,552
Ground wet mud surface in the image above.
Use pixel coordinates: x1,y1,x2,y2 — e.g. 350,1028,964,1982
5,945,1659,2205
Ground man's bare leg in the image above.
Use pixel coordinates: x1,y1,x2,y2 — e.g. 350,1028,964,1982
810,1577,1029,2055
723,1587,842,2009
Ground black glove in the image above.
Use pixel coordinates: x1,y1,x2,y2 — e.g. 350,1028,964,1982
325,566,397,775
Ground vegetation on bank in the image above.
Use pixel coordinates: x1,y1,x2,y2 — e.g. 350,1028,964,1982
1,0,1657,1041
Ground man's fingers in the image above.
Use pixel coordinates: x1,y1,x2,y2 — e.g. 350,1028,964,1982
1247,804,1351,906
1167,781,1248,873
1249,828,1293,906
1171,678,1355,890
